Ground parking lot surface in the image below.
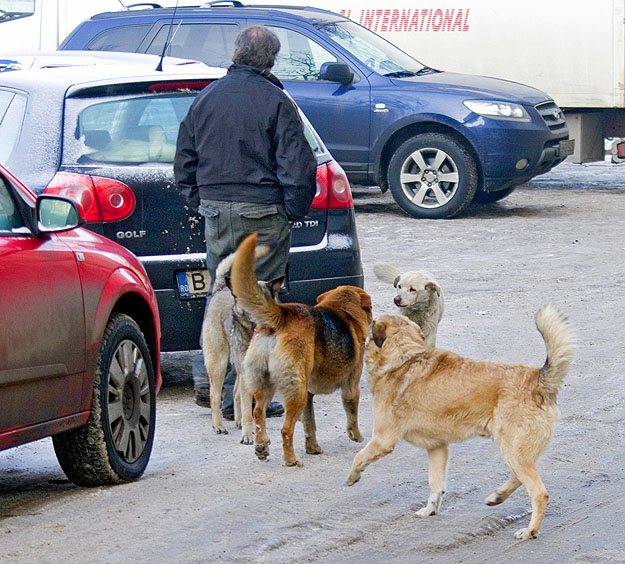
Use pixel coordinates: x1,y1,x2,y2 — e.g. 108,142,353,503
1,161,624,563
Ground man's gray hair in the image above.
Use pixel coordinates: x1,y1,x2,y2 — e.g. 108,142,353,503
232,26,281,70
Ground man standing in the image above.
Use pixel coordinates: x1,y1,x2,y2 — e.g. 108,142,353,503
174,26,317,416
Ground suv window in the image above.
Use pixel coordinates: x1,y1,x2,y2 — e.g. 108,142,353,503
85,25,153,52
0,89,26,165
268,26,338,81
145,23,239,68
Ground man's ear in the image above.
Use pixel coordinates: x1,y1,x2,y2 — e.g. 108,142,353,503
371,320,387,348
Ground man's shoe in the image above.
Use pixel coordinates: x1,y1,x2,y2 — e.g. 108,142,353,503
222,401,284,420
194,387,211,408
266,402,285,418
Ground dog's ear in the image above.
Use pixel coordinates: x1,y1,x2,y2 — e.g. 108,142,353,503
425,281,441,297
269,276,285,297
393,275,401,288
224,274,236,297
316,289,329,304
371,320,387,348
360,290,372,312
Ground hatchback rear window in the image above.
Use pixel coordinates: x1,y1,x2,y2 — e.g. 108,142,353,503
0,89,26,165
65,93,195,164
65,91,327,165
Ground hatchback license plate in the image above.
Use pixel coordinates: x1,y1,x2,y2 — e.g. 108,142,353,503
559,139,575,157
177,270,210,298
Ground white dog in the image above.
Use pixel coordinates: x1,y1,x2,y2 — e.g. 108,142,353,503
373,263,444,348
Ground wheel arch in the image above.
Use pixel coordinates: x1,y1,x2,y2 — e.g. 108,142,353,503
375,120,483,191
87,268,161,397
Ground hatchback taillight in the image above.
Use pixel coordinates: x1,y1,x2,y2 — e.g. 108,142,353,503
44,172,136,223
311,160,353,210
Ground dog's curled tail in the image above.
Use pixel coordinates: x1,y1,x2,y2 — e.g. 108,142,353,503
536,304,574,398
212,244,270,292
373,263,401,285
230,233,284,329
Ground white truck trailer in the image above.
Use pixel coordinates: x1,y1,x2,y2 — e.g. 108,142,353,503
249,0,623,163
0,0,126,53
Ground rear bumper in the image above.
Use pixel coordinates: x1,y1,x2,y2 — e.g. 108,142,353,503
142,208,363,351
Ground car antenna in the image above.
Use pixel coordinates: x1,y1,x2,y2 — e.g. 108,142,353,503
156,0,180,71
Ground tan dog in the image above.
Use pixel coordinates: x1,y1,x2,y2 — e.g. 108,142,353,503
230,233,373,467
373,263,444,347
346,306,574,540
201,245,282,442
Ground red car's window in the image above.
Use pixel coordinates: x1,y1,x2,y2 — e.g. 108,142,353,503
0,176,25,232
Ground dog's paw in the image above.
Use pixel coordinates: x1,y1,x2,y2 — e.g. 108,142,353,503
305,439,323,455
415,506,438,517
240,433,254,446
514,527,537,540
345,473,360,486
212,425,228,435
284,456,303,468
485,492,504,506
348,428,364,443
254,442,270,460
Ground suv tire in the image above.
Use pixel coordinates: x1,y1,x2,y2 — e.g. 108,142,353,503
388,133,478,219
53,313,156,486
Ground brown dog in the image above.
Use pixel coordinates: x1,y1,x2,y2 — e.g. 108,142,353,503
230,233,373,467
346,306,574,540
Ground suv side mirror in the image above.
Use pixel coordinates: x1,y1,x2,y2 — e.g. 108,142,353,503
319,62,354,85
36,195,84,233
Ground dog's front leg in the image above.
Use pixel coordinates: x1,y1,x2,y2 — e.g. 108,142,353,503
345,432,398,485
205,353,229,435
416,445,448,517
302,392,323,454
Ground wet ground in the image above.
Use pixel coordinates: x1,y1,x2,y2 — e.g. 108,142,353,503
1,160,624,563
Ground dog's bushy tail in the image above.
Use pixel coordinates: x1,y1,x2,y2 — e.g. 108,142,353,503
230,233,284,330
536,304,574,398
212,244,270,292
373,263,401,285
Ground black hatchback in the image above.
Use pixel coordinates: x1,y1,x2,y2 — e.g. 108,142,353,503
0,55,363,351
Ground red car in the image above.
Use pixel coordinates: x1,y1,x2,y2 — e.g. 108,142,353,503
0,163,161,486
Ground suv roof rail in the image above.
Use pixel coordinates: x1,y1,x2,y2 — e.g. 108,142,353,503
126,2,164,8
200,1,245,6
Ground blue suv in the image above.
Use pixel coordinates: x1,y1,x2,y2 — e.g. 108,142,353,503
62,3,573,219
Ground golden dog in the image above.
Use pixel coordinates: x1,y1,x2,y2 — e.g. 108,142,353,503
346,306,574,540
230,233,373,467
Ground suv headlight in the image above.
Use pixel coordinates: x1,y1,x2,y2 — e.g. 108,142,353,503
463,100,530,121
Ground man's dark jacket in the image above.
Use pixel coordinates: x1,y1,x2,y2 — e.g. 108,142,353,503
174,65,317,221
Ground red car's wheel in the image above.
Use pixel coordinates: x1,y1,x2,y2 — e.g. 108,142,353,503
53,313,156,486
